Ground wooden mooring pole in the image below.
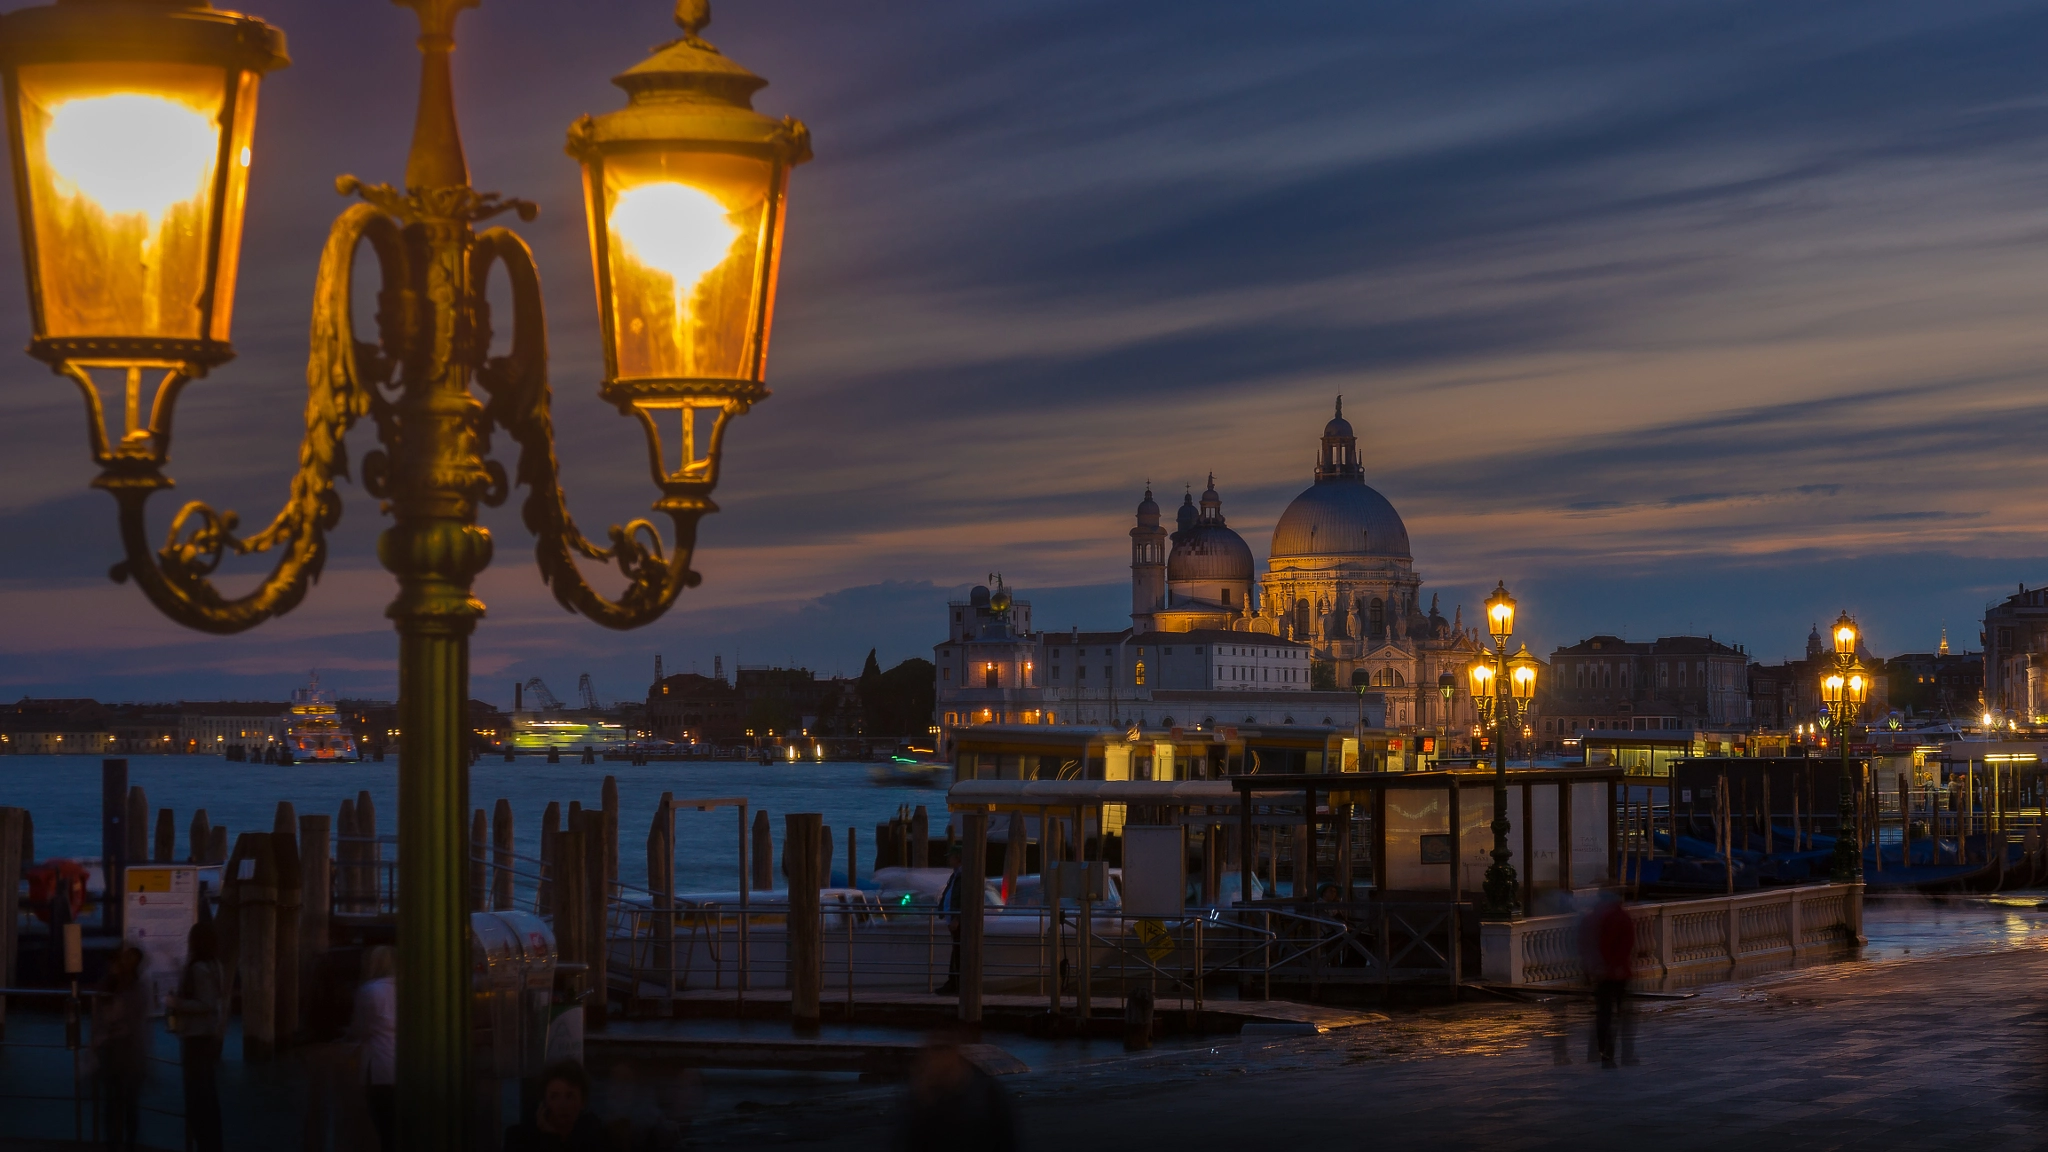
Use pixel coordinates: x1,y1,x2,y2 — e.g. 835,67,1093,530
787,813,822,1034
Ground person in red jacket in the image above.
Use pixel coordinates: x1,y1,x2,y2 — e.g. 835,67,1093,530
1579,892,1636,1067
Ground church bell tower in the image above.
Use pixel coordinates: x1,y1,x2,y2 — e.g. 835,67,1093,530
1130,486,1167,631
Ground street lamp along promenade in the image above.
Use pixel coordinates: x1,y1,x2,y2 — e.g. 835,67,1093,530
1466,581,1537,918
1818,611,1870,884
0,0,809,1147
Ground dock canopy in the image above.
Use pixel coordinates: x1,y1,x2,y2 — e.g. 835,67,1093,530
948,779,1240,812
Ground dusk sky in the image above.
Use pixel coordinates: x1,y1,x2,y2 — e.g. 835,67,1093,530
4,0,2048,705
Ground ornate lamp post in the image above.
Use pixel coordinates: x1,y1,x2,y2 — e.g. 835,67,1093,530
0,2,808,1147
1467,581,1537,918
1819,611,1869,884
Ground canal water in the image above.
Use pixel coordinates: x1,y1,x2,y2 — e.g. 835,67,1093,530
0,754,947,894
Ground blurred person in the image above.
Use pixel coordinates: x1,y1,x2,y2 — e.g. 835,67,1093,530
898,1028,1015,1151
301,945,372,1152
171,921,228,1152
350,945,398,1151
94,945,151,1152
1579,891,1636,1068
505,1060,617,1152
936,843,965,994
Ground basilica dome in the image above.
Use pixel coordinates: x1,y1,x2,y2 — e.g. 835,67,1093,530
1271,481,1411,559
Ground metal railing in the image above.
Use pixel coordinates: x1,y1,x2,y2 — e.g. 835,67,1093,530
602,895,1469,1013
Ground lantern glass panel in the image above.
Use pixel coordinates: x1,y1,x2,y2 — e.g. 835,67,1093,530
594,149,782,382
16,61,253,344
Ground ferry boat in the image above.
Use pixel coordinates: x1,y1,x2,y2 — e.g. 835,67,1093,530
286,677,359,762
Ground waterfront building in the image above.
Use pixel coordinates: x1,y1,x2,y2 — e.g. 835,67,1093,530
177,700,289,755
1887,629,1982,718
931,586,1379,752
1983,585,2048,720
1544,635,1751,744
646,672,745,743
1746,622,1893,733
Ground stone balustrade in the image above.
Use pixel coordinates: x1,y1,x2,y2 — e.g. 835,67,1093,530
1480,883,1865,986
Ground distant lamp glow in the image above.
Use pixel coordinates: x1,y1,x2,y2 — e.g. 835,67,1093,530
1985,712,1997,728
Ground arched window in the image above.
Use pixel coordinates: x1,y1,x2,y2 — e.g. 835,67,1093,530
1222,587,1232,606
1135,661,1146,686
1370,597,1385,629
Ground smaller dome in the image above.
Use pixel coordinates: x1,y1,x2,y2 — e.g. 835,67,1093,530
990,586,1013,613
970,585,990,607
1175,491,1197,533
1169,524,1254,582
1135,487,1160,523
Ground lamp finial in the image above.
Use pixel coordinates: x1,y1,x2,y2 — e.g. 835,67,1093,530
676,0,711,42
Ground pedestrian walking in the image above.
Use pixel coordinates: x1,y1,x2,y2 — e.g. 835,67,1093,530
1580,892,1636,1067
94,945,152,1152
171,921,229,1152
300,944,373,1152
349,945,398,1151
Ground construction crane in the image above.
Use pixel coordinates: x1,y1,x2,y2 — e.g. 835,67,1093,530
521,677,564,711
577,673,601,711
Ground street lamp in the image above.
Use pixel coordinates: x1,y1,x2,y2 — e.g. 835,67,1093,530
1817,611,1868,884
1467,581,1535,917
0,2,808,1148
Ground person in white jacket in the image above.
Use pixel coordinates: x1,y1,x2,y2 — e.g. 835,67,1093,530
349,946,398,1151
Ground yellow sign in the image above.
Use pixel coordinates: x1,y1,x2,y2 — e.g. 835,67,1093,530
1135,918,1173,962
126,868,175,893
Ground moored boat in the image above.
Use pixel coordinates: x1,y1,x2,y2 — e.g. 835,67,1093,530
286,676,359,762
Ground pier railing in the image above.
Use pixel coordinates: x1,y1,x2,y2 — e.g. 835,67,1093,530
599,895,1469,1013
1479,882,1865,987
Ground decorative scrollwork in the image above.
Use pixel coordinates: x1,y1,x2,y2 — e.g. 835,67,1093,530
337,174,538,225
470,227,705,631
101,202,410,634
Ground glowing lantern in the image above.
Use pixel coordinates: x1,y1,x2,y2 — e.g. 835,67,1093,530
567,4,810,497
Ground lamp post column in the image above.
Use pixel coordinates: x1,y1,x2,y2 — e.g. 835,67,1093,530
1830,694,1859,884
383,5,492,1148
1482,641,1518,917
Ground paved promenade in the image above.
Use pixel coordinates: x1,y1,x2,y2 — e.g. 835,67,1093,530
695,943,2048,1150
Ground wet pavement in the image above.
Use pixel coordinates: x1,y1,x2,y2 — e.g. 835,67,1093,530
8,895,2048,1149
691,895,2048,1150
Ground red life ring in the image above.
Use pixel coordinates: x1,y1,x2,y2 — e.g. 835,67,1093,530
26,859,90,923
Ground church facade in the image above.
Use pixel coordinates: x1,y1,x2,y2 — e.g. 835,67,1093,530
932,402,1489,746
1128,401,1487,732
